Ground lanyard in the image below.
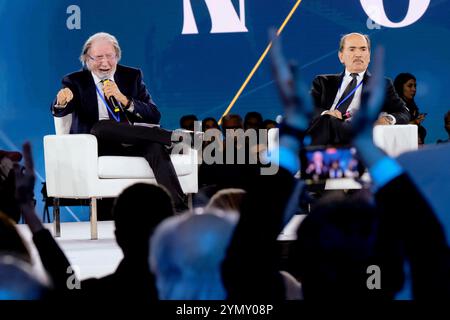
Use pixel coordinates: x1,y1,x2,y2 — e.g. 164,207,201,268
95,84,121,122
335,80,363,110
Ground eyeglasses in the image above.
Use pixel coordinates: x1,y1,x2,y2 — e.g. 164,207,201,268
88,54,117,63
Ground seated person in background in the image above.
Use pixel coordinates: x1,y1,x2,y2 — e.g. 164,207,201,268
206,188,246,213
328,160,344,178
304,151,328,181
308,33,410,146
179,114,198,131
262,119,278,130
222,30,450,301
51,32,187,211
437,110,450,144
202,116,220,131
201,117,220,149
344,158,360,178
394,73,427,145
221,114,243,132
244,111,263,131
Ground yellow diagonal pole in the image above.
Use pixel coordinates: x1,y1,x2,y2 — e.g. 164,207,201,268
218,0,303,124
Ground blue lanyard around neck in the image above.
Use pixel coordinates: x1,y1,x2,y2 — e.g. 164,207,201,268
95,84,121,122
335,80,363,110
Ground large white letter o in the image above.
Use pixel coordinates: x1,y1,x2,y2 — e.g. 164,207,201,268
360,0,430,28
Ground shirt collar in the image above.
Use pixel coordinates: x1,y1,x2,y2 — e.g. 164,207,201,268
344,69,366,80
91,72,115,85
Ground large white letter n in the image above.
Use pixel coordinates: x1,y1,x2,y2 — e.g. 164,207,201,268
182,0,248,34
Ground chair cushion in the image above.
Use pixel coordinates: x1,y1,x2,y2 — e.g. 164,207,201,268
98,155,194,179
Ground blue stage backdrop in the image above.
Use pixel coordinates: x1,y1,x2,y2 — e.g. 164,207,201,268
1,0,449,221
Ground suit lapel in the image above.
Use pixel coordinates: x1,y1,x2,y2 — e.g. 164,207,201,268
81,70,99,122
113,65,124,95
325,73,344,108
362,70,371,85
333,72,345,94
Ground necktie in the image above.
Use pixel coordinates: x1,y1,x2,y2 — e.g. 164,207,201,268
336,73,358,114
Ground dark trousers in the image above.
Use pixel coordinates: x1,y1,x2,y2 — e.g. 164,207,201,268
90,120,186,209
307,115,353,146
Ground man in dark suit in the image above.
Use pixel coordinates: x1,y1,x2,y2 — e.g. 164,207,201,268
51,32,187,211
222,33,450,300
308,33,411,146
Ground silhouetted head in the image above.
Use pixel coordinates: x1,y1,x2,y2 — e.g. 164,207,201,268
262,119,277,130
202,117,220,131
293,192,403,299
150,210,237,300
244,112,263,131
222,114,243,134
179,114,198,131
113,183,174,259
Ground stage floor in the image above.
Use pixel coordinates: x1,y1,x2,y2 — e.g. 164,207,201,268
16,221,122,284
16,215,305,286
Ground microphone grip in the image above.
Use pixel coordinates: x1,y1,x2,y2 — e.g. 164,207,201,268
109,96,122,111
109,95,131,124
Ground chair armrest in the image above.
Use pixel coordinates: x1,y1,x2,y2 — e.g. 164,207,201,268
373,124,418,157
53,115,73,135
43,134,99,198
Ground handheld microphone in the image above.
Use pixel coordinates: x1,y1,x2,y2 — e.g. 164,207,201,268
102,79,123,113
101,79,131,124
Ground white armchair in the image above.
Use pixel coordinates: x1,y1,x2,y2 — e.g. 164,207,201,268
44,115,198,239
373,124,418,157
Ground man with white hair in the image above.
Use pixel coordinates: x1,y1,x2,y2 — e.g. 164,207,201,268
51,32,187,211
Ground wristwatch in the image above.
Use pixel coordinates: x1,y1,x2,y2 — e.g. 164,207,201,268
124,98,133,110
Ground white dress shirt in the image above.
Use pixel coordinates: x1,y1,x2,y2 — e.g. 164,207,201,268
324,69,396,124
330,70,365,114
91,72,114,121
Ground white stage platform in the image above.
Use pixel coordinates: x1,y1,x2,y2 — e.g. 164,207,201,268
15,215,305,286
16,221,123,284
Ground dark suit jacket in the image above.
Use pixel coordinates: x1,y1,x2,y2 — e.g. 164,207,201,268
310,71,411,124
51,64,161,134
